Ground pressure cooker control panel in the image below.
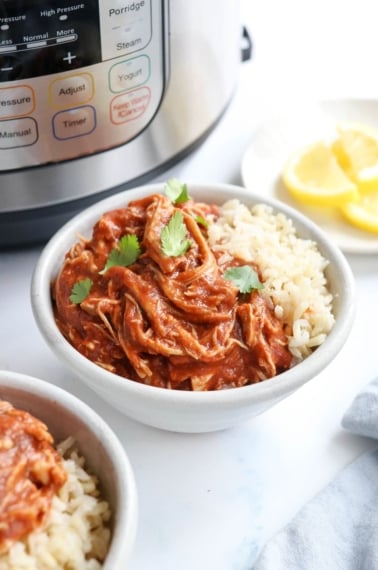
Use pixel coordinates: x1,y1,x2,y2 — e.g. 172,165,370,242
0,0,168,170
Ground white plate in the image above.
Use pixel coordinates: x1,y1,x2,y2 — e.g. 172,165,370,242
241,98,378,254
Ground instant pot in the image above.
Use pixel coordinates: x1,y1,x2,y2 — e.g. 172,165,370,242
0,0,251,246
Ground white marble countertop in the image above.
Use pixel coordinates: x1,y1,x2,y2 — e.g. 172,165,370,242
1,2,378,568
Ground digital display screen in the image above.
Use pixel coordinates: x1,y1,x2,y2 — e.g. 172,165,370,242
0,1,102,81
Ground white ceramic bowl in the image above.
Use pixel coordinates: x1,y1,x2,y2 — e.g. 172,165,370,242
0,370,138,567
31,183,355,433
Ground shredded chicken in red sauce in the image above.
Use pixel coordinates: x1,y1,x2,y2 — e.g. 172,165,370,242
53,193,292,390
0,401,67,553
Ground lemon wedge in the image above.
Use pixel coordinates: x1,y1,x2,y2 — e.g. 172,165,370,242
282,141,358,206
333,123,378,193
341,190,378,233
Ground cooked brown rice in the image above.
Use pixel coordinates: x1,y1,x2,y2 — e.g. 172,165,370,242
207,199,335,361
0,437,111,570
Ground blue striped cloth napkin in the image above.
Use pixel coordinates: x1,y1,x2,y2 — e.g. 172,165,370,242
253,377,378,570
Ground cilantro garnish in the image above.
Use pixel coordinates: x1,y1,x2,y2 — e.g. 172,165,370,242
69,278,93,304
100,234,141,274
164,178,190,204
224,266,264,293
161,211,192,257
194,214,208,228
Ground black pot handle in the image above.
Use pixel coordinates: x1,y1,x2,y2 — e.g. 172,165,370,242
241,26,252,62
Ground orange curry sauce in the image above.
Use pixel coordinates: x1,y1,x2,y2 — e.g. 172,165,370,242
0,401,67,553
53,193,293,390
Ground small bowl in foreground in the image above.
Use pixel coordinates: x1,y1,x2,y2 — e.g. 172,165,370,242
0,370,138,567
31,183,356,433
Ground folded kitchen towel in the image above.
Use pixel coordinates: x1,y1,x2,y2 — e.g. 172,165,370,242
253,377,378,570
341,377,378,440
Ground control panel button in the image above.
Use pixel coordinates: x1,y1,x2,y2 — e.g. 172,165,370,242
49,73,94,109
0,54,22,82
110,86,150,124
99,0,152,60
0,117,38,149
0,85,35,118
52,105,96,140
109,55,150,93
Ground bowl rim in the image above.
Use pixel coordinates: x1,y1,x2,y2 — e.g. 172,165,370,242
0,369,138,567
31,182,356,405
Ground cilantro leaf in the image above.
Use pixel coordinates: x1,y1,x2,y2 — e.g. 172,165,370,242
69,278,93,304
194,214,208,228
161,211,192,257
224,266,264,293
100,234,141,274
164,178,190,204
